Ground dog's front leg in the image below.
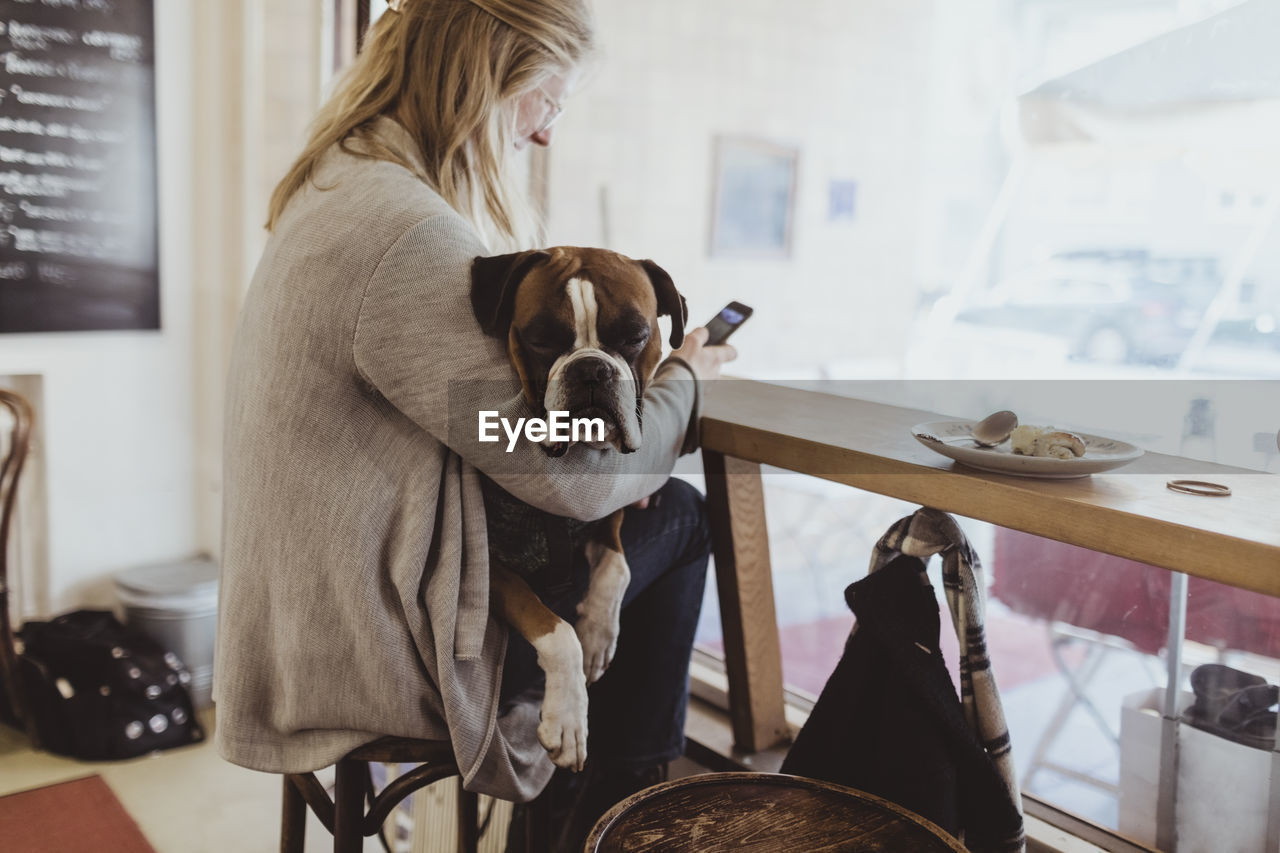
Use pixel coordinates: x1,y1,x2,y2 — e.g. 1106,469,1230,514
491,565,588,771
576,510,630,685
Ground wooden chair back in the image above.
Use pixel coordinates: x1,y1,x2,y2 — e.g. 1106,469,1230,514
0,388,37,744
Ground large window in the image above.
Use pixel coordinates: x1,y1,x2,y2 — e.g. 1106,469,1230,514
542,0,1280,843
545,0,1279,383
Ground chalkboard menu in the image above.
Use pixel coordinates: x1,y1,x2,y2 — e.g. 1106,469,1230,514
0,0,158,333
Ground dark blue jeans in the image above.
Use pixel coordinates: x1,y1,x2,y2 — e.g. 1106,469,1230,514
498,477,712,769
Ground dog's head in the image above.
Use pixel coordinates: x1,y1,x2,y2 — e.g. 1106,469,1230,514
471,246,687,456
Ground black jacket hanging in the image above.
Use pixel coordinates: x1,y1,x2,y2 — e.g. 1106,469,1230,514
781,551,1025,853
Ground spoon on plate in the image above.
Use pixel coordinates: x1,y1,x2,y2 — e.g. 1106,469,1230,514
970,410,1018,447
916,410,1019,448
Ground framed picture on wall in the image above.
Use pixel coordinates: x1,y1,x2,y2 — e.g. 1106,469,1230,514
709,136,799,259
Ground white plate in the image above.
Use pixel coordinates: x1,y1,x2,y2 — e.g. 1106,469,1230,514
910,421,1144,479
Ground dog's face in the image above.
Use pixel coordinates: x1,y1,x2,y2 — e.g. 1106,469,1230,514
471,246,687,455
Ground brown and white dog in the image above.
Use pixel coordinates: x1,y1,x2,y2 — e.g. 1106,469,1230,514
470,247,687,771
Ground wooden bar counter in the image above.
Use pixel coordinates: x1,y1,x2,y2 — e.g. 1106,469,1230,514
697,379,1280,754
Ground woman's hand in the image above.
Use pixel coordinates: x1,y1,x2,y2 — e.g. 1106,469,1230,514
625,329,736,511
671,326,737,381
626,328,737,510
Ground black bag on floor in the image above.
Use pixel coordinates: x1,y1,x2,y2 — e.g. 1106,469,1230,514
9,609,205,760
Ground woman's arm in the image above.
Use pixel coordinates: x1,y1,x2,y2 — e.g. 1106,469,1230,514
353,213,696,521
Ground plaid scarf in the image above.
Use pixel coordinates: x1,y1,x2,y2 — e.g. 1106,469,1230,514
871,508,1026,853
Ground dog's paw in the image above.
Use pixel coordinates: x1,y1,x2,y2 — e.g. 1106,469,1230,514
538,669,589,772
575,610,619,685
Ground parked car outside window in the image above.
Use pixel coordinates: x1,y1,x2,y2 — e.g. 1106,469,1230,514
953,263,1216,366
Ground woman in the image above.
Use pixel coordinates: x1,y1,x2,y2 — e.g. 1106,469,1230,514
212,0,735,846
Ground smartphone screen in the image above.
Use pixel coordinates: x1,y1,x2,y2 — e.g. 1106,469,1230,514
704,302,753,346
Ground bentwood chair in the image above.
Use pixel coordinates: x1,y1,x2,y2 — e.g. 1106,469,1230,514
0,389,37,748
282,736,479,853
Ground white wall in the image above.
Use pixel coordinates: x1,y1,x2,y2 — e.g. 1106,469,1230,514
0,2,199,613
544,0,938,378
0,0,325,616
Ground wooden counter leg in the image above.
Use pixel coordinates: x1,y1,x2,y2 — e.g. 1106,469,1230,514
703,450,789,753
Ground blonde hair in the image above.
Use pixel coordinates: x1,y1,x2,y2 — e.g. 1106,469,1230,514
266,0,596,248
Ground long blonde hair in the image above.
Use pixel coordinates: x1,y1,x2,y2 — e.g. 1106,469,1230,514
266,0,596,247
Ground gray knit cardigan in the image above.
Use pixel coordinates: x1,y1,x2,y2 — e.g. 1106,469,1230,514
214,118,697,801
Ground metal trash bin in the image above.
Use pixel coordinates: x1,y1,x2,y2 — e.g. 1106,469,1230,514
114,557,219,709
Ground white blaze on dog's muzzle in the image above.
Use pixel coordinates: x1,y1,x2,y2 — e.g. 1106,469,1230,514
542,277,643,453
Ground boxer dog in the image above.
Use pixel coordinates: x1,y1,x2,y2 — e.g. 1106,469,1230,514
470,247,687,772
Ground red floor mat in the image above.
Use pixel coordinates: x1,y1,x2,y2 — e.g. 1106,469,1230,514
0,775,156,853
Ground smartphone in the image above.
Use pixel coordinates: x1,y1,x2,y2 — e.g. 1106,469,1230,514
703,301,753,346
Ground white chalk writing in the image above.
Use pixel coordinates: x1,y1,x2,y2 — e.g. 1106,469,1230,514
9,84,110,112
0,116,125,144
0,169,100,197
8,224,120,259
0,145,104,171
6,22,77,51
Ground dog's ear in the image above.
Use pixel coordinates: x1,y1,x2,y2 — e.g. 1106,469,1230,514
470,251,550,338
508,328,542,410
639,259,687,348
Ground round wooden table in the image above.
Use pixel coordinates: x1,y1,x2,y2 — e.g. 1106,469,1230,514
584,772,969,852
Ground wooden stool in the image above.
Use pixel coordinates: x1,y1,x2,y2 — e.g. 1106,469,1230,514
281,736,478,853
584,772,968,852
